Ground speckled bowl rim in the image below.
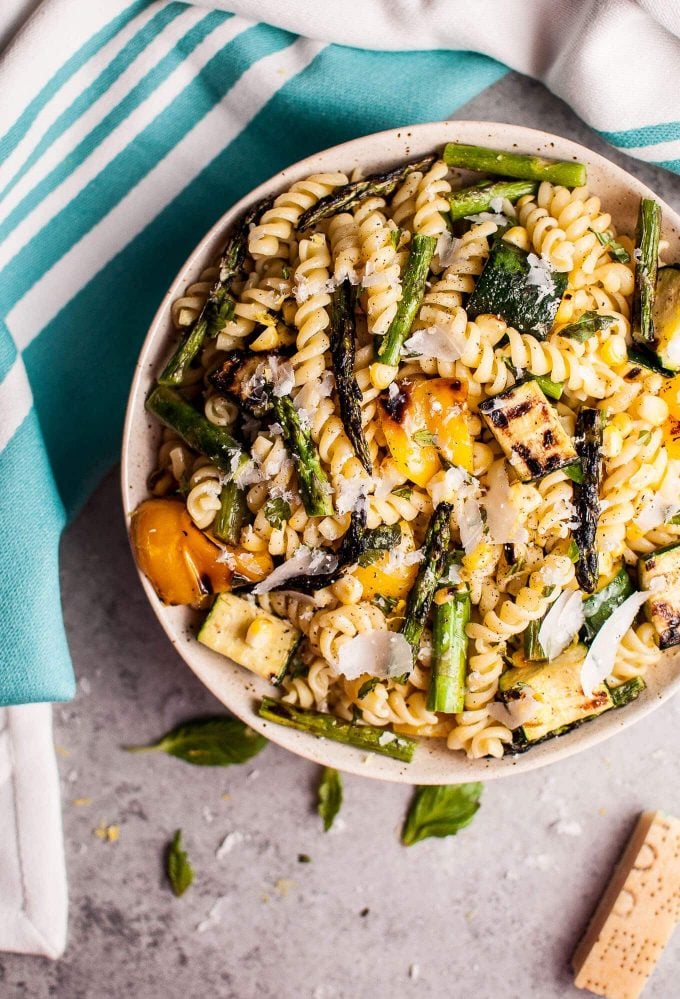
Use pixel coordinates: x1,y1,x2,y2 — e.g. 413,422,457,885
121,120,680,784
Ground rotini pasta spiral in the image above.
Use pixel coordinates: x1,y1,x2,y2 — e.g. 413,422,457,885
248,172,347,259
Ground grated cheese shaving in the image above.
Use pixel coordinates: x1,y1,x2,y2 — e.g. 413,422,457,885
580,590,650,696
487,687,540,729
252,547,339,594
403,324,464,362
333,631,413,681
537,589,585,661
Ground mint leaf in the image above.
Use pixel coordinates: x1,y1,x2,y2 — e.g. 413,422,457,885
402,783,483,846
125,717,266,767
559,310,616,342
358,677,380,699
564,463,584,483
567,539,580,563
318,767,343,832
591,229,630,264
372,594,398,614
166,829,194,897
263,497,292,528
391,485,413,500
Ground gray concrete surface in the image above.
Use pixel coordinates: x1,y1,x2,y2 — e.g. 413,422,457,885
2,71,680,999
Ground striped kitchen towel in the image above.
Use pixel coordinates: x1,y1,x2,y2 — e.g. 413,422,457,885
1,0,679,961
1,0,679,706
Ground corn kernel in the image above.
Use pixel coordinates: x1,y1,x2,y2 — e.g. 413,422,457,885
611,412,633,436
599,335,627,367
369,363,399,391
634,394,669,426
245,617,273,648
602,425,623,458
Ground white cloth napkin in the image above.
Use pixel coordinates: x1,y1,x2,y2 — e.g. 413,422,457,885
0,705,67,958
1,0,679,961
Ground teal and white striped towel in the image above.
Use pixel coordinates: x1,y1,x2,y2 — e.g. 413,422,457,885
0,0,679,958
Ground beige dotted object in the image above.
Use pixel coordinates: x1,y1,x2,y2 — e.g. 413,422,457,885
573,810,680,999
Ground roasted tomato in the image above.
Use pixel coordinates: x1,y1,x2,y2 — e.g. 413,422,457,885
352,521,419,600
378,377,473,487
660,374,680,460
130,499,271,605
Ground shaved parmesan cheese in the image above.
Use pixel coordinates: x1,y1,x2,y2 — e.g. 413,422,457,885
464,212,507,225
334,631,412,681
482,462,529,545
435,230,459,267
268,422,283,436
487,687,539,729
666,334,680,366
403,325,464,362
252,547,339,594
374,462,405,500
234,458,262,489
385,548,424,571
537,589,585,661
293,275,337,304
361,263,400,290
580,591,649,697
269,357,295,397
489,196,505,214
336,477,368,515
459,495,485,553
526,253,556,300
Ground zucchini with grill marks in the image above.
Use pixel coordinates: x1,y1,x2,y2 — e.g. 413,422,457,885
499,645,645,750
466,237,567,339
198,593,302,685
478,380,577,482
572,408,603,594
651,265,680,373
638,543,680,649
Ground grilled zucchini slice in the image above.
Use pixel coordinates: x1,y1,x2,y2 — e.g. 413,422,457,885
638,542,680,649
478,380,577,481
499,645,645,750
198,593,302,684
466,237,567,339
651,265,680,373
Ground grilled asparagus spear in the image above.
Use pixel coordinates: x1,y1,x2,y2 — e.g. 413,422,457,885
213,481,251,545
296,155,436,232
427,586,471,713
159,196,272,386
259,697,417,762
573,408,603,593
401,503,452,656
443,142,587,187
273,395,333,517
146,385,245,476
329,281,372,473
448,179,537,222
632,197,661,345
375,233,437,367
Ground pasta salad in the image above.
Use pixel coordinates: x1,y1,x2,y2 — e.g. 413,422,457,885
131,141,680,764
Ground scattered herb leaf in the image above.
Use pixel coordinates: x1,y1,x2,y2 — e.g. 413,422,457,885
125,717,267,767
350,704,364,723
297,853,312,864
166,829,194,897
391,485,413,500
591,229,631,264
559,311,616,341
670,513,680,526
263,497,292,528
402,783,483,846
567,539,580,563
372,594,399,614
358,677,381,699
637,430,653,445
282,265,290,279
287,654,309,679
412,429,437,447
318,767,343,832
564,463,584,483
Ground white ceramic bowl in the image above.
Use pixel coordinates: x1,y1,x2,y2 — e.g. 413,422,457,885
121,121,680,783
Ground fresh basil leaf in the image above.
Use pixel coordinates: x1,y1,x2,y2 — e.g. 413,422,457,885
412,429,437,447
591,229,631,264
166,829,194,897
125,717,266,767
390,227,402,250
358,548,384,567
391,485,413,500
372,594,398,614
263,497,292,529
567,539,580,563
358,677,380,699
318,767,343,832
402,783,483,846
564,462,584,483
559,311,615,342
